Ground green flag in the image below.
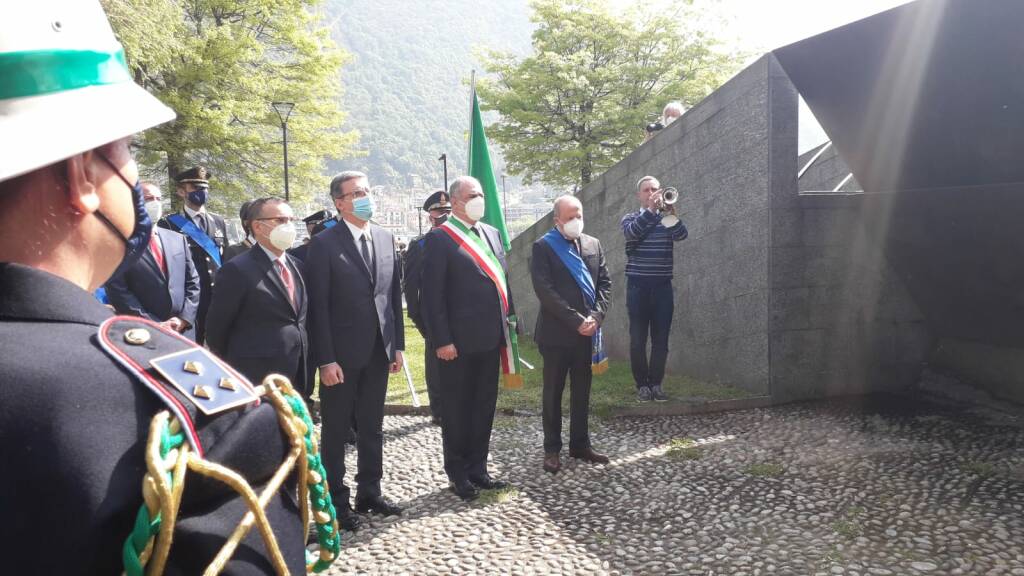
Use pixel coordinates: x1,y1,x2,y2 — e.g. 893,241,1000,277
468,90,510,250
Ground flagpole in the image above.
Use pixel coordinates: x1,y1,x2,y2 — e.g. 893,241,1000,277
467,69,476,174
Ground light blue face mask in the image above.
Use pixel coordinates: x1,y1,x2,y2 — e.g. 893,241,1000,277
352,195,374,221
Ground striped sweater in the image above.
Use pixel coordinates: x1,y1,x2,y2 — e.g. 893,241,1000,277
620,209,688,279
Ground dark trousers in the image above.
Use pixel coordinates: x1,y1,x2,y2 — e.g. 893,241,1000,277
438,347,499,483
626,277,674,389
540,340,592,454
423,338,442,418
320,337,388,505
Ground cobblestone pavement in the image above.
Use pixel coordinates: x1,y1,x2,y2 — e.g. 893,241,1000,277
323,396,1024,575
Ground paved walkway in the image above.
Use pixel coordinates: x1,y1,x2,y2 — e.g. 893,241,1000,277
324,396,1024,575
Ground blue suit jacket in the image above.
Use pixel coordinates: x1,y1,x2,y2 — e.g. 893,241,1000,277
306,221,405,370
104,227,201,340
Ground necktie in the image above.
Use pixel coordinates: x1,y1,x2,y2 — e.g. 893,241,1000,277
195,213,207,234
360,234,375,279
276,260,295,308
149,234,166,276
470,226,480,238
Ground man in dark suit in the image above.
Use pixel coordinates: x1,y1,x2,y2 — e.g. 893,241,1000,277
158,166,228,344
530,195,612,474
221,199,255,262
403,189,451,425
105,182,201,340
307,171,405,529
205,197,309,397
422,176,514,502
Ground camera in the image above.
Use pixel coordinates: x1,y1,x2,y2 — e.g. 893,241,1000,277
645,121,665,134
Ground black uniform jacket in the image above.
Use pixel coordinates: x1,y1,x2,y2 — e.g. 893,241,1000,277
0,263,305,575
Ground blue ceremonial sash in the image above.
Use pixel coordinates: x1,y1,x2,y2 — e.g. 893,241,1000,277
167,213,222,266
541,229,608,374
321,218,338,229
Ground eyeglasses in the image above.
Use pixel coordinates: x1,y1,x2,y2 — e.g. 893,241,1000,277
340,188,370,200
254,216,298,226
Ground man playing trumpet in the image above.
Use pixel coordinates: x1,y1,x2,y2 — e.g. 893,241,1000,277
620,176,689,402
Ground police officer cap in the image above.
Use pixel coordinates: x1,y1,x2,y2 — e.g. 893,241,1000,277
422,190,451,213
303,209,333,225
175,166,210,186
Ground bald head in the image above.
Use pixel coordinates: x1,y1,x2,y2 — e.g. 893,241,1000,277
448,175,481,201
140,182,161,203
553,195,582,219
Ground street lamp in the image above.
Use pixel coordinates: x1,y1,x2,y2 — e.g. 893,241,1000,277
271,102,295,201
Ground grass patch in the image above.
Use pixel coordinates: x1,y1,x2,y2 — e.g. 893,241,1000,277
831,506,865,539
963,461,996,477
743,462,785,477
385,311,752,418
666,438,704,461
475,486,519,506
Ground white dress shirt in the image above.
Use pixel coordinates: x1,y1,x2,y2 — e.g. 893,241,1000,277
344,218,374,270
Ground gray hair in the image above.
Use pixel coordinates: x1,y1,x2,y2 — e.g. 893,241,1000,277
329,171,367,199
552,194,582,218
448,175,481,200
663,101,685,118
636,175,659,192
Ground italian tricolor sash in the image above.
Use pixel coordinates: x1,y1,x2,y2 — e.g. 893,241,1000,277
440,219,524,389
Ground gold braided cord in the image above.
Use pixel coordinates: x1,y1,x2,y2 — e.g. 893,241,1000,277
127,374,336,576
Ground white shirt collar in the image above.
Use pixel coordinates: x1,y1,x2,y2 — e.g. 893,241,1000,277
183,204,206,219
344,218,371,240
258,242,288,265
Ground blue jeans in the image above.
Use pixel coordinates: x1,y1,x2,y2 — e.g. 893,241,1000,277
626,277,674,389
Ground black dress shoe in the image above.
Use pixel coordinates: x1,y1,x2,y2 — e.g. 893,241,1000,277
449,480,479,502
355,496,403,516
337,507,360,532
469,475,509,491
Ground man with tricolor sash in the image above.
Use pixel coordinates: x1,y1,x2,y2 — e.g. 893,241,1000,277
422,175,519,502
530,195,612,475
158,166,228,344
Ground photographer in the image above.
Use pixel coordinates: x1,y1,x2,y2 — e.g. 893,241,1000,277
643,101,686,143
620,176,688,402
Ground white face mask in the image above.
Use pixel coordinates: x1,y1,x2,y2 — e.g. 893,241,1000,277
144,200,163,223
268,222,297,251
464,196,486,221
561,217,584,239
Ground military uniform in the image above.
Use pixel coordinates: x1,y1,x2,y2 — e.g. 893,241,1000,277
403,190,451,422
158,167,229,344
0,263,306,574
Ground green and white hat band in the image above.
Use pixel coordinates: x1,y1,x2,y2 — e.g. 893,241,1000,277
0,47,131,100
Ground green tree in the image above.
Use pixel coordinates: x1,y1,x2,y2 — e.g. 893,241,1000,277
477,0,740,188
102,0,358,211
